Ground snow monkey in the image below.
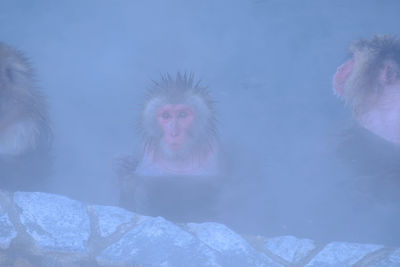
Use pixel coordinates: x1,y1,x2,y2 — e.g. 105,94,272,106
0,42,52,191
332,35,400,245
333,35,400,144
117,73,225,222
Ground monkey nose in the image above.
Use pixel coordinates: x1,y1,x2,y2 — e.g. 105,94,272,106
170,129,180,137
169,121,180,136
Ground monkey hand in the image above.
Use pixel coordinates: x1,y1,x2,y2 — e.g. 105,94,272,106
113,154,139,186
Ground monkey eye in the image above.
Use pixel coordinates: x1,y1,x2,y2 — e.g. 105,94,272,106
178,111,187,118
161,111,170,119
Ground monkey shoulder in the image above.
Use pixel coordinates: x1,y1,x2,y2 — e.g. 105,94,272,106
337,125,400,174
336,124,400,201
330,124,400,245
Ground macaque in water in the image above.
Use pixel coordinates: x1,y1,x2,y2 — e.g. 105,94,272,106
0,43,52,191
117,73,224,222
332,35,400,245
333,35,400,144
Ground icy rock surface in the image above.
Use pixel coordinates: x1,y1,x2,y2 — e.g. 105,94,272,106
90,205,135,238
0,204,16,249
264,235,316,264
14,191,90,252
370,248,400,267
0,190,399,266
97,216,220,267
187,222,281,267
305,242,383,267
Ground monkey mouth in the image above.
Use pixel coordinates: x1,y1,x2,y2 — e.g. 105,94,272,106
169,143,183,150
333,79,345,96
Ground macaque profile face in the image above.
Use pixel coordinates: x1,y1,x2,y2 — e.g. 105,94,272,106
333,35,400,143
157,104,195,151
333,36,400,107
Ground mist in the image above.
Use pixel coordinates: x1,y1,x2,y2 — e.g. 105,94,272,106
1,0,400,246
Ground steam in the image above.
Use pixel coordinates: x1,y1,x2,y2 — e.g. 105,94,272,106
1,0,400,245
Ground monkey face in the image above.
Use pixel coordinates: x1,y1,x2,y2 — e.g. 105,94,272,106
157,104,195,152
333,58,355,97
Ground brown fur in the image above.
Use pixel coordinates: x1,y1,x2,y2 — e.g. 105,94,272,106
140,72,217,156
343,35,400,114
0,42,52,191
116,73,223,222
116,72,218,179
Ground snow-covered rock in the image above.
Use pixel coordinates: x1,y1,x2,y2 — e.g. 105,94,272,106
0,190,397,267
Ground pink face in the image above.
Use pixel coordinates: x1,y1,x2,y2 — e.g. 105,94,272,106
157,104,195,151
333,58,355,96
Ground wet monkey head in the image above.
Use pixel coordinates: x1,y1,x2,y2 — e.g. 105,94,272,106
141,73,217,162
333,35,400,143
333,35,400,114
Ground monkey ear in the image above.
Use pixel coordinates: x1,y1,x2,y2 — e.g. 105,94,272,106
379,60,400,86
